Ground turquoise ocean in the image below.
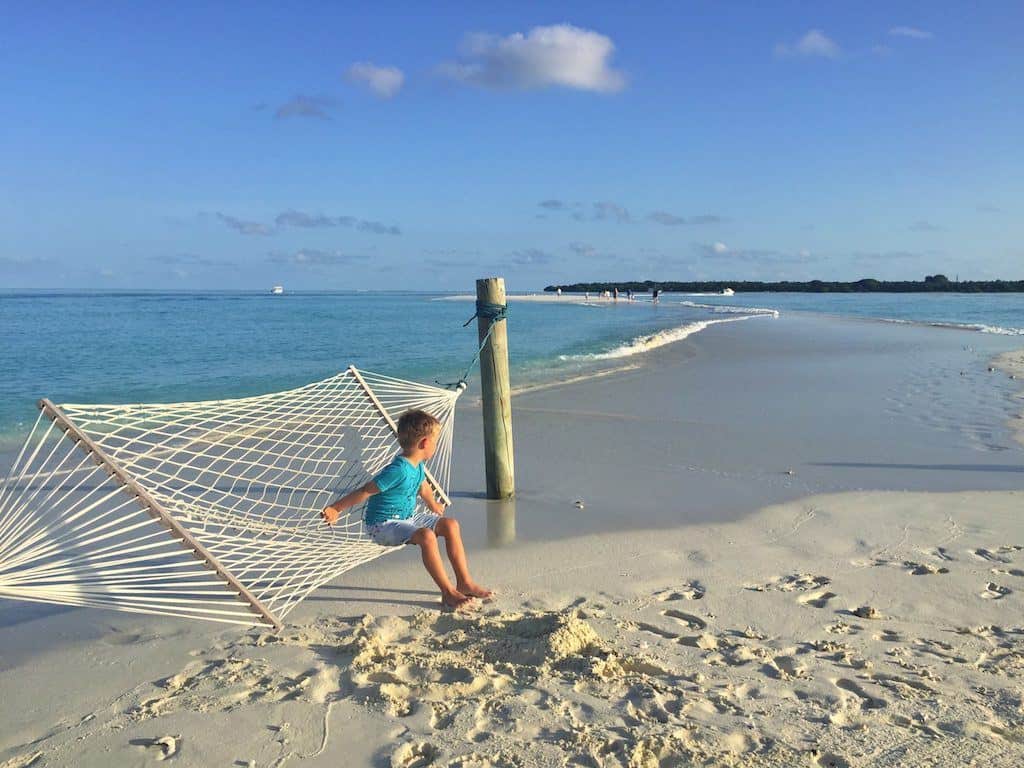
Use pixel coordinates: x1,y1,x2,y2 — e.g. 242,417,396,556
1,290,1022,450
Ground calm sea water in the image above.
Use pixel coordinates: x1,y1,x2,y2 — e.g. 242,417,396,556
0,290,1021,449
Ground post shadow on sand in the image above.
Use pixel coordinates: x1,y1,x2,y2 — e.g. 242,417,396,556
811,462,1024,473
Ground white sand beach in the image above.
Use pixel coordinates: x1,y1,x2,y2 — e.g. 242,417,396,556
2,315,1024,767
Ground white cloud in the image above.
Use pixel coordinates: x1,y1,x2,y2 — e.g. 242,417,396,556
441,24,626,93
775,30,841,59
273,95,334,120
712,241,729,255
346,62,405,98
889,26,933,40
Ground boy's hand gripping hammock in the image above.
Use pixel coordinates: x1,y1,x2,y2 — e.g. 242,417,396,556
0,367,462,630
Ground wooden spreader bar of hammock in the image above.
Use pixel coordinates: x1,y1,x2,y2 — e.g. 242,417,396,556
348,366,452,508
37,398,284,631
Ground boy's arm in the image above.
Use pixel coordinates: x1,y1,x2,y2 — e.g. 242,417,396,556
418,481,447,515
321,480,379,525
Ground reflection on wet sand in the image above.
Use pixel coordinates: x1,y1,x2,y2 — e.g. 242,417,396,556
486,499,516,547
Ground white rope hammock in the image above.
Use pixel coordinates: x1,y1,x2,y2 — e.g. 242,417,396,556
0,367,462,630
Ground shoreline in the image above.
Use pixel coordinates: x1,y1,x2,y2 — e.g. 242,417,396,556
992,349,1024,448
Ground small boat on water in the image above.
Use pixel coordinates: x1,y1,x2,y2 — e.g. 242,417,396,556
271,285,284,295
721,287,735,296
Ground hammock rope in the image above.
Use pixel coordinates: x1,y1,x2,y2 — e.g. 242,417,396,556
0,366,461,629
436,300,508,390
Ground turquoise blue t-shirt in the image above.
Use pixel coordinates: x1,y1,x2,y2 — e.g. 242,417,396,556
364,455,425,525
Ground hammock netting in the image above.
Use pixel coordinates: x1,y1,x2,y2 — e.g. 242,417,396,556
0,368,461,629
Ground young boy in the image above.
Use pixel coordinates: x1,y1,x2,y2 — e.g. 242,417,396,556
320,409,491,610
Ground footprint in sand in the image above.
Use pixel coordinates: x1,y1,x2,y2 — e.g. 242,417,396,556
637,622,681,641
391,741,439,767
874,628,903,643
991,567,1024,578
972,548,1013,564
763,655,807,680
798,590,837,609
903,561,949,576
654,581,705,601
660,608,708,631
833,678,887,710
980,582,1011,600
811,752,850,768
867,558,948,576
825,620,861,635
746,573,830,593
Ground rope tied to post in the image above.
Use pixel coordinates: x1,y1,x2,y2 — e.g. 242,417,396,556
462,301,508,327
437,301,509,390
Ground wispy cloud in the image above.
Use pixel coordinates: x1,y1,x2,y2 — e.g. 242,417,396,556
977,204,1003,213
851,250,923,261
274,95,335,120
357,220,401,236
648,211,724,226
0,255,57,269
586,201,630,222
216,209,401,236
889,26,933,40
150,253,236,268
909,220,944,232
774,30,841,59
274,210,338,228
695,242,817,263
508,248,554,266
440,24,626,93
538,199,567,210
569,241,596,258
216,212,273,236
268,249,366,266
423,249,484,269
346,62,405,98
568,241,618,260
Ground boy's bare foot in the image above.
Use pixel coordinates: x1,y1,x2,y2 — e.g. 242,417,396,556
441,589,475,611
456,582,493,599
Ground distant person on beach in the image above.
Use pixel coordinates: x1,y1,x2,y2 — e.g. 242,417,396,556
652,289,660,304
321,410,491,610
556,288,562,296
613,287,619,302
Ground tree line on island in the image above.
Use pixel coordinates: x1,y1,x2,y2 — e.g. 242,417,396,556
545,275,1024,294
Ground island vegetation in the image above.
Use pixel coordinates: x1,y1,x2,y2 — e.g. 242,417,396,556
545,275,1024,294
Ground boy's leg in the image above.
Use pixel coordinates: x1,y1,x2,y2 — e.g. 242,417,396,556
434,517,492,598
409,527,472,609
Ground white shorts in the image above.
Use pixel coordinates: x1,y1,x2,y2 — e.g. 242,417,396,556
366,512,440,547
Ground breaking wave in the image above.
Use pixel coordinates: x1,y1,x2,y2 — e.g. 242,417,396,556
559,314,772,362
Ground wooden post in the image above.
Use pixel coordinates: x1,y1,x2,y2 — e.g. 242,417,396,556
476,277,515,499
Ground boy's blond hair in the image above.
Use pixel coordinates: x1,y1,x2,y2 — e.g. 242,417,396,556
397,409,440,451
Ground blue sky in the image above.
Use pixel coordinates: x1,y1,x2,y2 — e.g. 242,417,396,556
2,2,1021,290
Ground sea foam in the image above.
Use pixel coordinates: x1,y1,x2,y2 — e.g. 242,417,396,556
678,300,780,317
877,317,1024,336
559,313,772,362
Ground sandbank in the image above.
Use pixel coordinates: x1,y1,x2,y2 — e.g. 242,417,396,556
1,313,1023,767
